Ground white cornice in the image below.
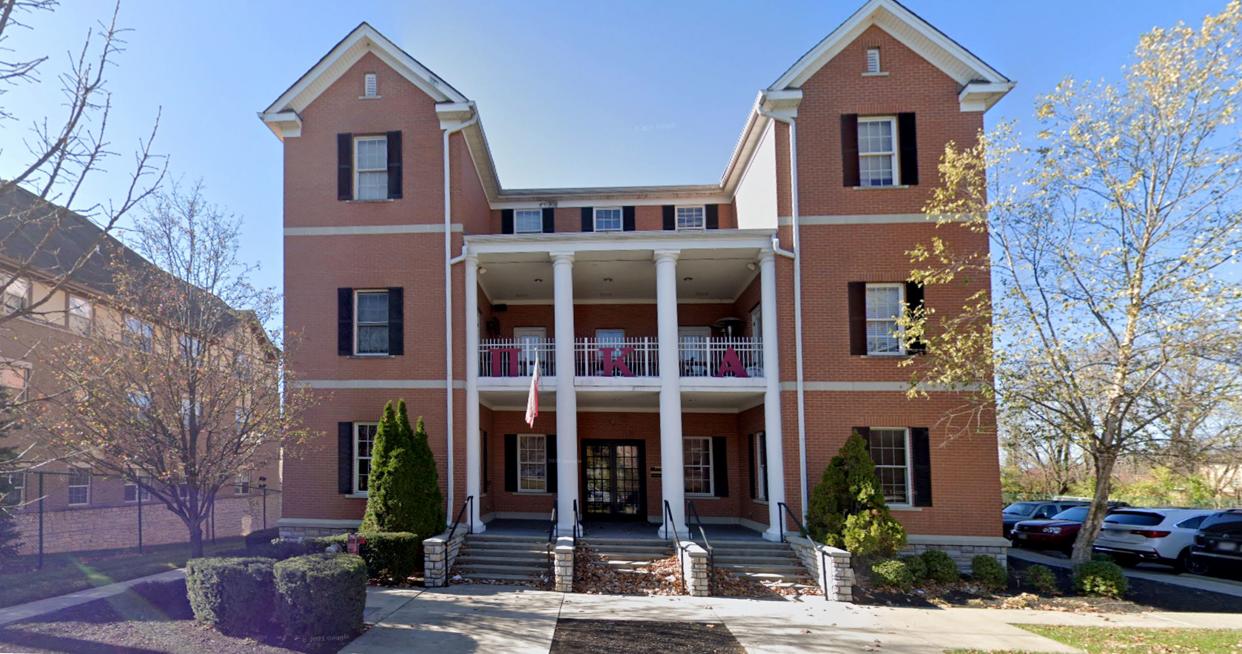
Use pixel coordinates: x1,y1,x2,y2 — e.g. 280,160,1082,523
464,228,775,256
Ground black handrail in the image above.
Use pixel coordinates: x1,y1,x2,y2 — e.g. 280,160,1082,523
662,500,687,594
546,502,559,574
572,499,581,546
685,500,714,595
777,501,830,601
446,495,474,542
776,501,807,543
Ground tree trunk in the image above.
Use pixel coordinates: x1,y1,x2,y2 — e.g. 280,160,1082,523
1071,451,1117,564
188,518,204,558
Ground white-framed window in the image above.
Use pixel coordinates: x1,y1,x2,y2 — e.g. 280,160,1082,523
124,478,152,503
754,433,768,501
513,327,547,375
354,422,378,494
678,326,710,371
1,364,30,403
868,428,911,506
363,72,378,97
354,136,388,201
593,207,622,232
866,47,881,74
683,437,713,496
180,396,203,430
595,328,625,362
676,205,705,231
514,208,543,234
234,473,251,496
517,434,546,492
865,283,905,355
2,471,24,506
124,315,154,352
3,277,29,315
858,117,897,187
354,290,390,355
67,294,93,335
68,467,91,506
179,334,203,359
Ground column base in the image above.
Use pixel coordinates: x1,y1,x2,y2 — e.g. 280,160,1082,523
659,524,681,540
469,521,487,535
762,528,784,542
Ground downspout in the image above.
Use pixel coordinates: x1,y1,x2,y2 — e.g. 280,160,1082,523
758,109,808,522
443,113,478,522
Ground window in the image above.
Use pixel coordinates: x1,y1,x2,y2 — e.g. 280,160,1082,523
514,209,543,234
1,365,30,402
234,473,251,495
865,283,905,355
2,472,23,506
124,478,152,503
354,290,390,355
513,327,547,375
354,136,388,201
593,207,622,232
354,422,378,494
1177,515,1207,530
179,335,203,359
595,329,625,363
867,428,910,505
676,206,705,231
3,277,29,314
754,433,767,501
67,295,92,335
679,326,710,374
858,117,897,187
68,467,91,506
866,47,881,74
124,316,154,352
517,434,546,492
363,72,378,97
750,304,762,340
683,437,713,495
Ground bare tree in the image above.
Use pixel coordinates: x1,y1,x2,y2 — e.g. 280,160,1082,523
32,182,308,556
901,2,1242,563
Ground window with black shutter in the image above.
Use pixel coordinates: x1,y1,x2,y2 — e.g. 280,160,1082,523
386,131,403,199
910,427,932,507
904,281,925,353
337,134,353,200
343,288,403,356
581,207,594,232
542,208,555,234
840,115,859,187
623,206,636,231
897,113,918,186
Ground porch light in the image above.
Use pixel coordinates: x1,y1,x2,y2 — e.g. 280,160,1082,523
533,278,543,283
683,276,694,282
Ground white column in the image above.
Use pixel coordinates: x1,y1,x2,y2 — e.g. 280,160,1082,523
655,250,685,538
759,250,787,541
464,252,485,532
552,253,579,536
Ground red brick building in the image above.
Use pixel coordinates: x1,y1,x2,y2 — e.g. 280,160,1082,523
263,0,1012,559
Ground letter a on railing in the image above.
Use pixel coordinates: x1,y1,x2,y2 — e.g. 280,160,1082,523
601,347,636,377
715,347,749,377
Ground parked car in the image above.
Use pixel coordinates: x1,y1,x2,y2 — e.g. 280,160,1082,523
1092,508,1214,572
1011,505,1095,553
1189,509,1242,577
1002,500,1088,539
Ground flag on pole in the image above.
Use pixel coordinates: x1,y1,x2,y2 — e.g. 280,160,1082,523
524,352,541,427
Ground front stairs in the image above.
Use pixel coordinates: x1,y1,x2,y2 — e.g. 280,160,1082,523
695,537,818,591
581,536,675,573
453,533,549,584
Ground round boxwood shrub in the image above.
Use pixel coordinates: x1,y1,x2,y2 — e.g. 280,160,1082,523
1073,560,1128,598
320,532,421,584
185,556,276,635
920,549,959,584
900,555,927,582
870,559,914,591
971,555,1007,591
1024,564,1058,594
274,553,368,643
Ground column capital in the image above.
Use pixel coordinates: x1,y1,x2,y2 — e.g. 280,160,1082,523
465,251,479,265
550,252,575,265
653,249,680,264
757,249,776,264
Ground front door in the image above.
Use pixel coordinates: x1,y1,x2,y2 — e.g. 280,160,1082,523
581,440,645,521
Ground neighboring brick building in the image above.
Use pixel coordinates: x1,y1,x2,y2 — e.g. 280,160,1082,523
263,0,1013,560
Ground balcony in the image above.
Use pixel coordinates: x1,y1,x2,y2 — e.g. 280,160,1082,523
477,337,763,380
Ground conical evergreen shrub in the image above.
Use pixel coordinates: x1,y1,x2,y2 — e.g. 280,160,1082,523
405,410,445,539
805,431,906,558
360,402,402,532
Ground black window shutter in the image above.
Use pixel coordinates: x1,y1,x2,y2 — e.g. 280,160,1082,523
386,131,403,199
338,288,353,356
662,205,675,230
546,434,557,493
338,422,354,494
387,287,404,355
482,431,489,493
504,434,517,492
542,208,555,233
759,432,768,498
712,436,729,497
911,427,932,506
840,115,860,187
581,207,594,232
623,206,635,231
905,281,926,353
897,113,918,186
337,134,353,201
747,434,756,499
501,209,514,234
706,204,719,230
848,282,866,355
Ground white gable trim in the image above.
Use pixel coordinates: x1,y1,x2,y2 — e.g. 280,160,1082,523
769,0,1010,91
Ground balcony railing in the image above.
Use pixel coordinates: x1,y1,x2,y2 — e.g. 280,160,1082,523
575,337,659,377
479,338,555,377
477,337,764,379
679,336,763,378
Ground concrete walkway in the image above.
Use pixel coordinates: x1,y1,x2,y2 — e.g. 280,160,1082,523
344,584,1242,654
0,569,185,627
1010,548,1242,598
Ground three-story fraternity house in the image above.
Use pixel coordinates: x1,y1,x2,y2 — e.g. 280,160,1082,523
264,0,1013,559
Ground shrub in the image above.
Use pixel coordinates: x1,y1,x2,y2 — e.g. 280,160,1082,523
319,532,420,584
244,527,280,550
274,554,367,643
920,549,959,584
1073,560,1128,598
405,413,446,540
806,432,906,558
360,402,445,540
870,559,914,591
900,555,927,582
185,557,276,635
1024,564,1058,594
255,537,333,560
971,555,1007,591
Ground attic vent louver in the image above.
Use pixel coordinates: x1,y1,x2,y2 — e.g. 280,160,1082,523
364,73,378,97
866,48,881,74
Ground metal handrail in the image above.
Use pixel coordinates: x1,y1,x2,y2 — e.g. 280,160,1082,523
778,501,830,601
663,500,687,594
447,495,474,542
546,502,559,574
572,499,581,546
686,500,714,595
776,501,807,543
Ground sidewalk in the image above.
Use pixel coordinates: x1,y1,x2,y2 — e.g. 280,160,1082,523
0,569,185,628
1009,548,1242,598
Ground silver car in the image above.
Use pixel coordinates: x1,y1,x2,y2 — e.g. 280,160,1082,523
1093,508,1215,572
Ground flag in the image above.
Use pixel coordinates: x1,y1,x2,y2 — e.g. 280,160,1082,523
524,352,540,427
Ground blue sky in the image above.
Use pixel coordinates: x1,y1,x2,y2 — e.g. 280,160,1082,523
0,0,1225,299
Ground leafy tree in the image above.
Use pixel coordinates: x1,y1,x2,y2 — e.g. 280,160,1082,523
360,402,403,532
806,432,905,558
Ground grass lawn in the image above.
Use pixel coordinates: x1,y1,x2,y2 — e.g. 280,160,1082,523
952,624,1242,653
0,537,245,609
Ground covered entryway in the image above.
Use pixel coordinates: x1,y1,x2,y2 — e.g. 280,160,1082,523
581,440,646,521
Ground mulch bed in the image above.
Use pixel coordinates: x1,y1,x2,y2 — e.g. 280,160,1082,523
550,619,744,654
0,580,349,654
573,547,683,595
851,556,1242,614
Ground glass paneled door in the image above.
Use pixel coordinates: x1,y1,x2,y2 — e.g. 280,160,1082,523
581,440,645,520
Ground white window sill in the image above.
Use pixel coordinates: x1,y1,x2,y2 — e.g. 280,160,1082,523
753,499,769,505
862,352,911,358
852,185,911,191
889,505,921,512
347,198,395,204
357,95,383,100
686,493,717,499
862,71,890,77
348,492,369,499
516,489,552,495
349,354,394,359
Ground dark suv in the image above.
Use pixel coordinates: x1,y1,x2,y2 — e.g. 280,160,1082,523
1002,500,1088,539
1189,509,1242,576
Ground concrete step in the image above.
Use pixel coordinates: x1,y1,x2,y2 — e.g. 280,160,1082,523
455,571,543,582
717,562,807,574
583,542,672,553
466,534,548,545
456,553,548,566
460,544,549,555
457,562,546,576
733,571,815,583
694,540,792,552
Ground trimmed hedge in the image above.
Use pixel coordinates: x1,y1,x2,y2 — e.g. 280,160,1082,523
1073,560,1128,598
328,532,420,584
244,527,280,549
920,549,959,584
1024,564,1058,594
871,559,914,591
185,557,276,636
251,537,331,560
900,555,927,582
274,554,368,643
971,555,1007,591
